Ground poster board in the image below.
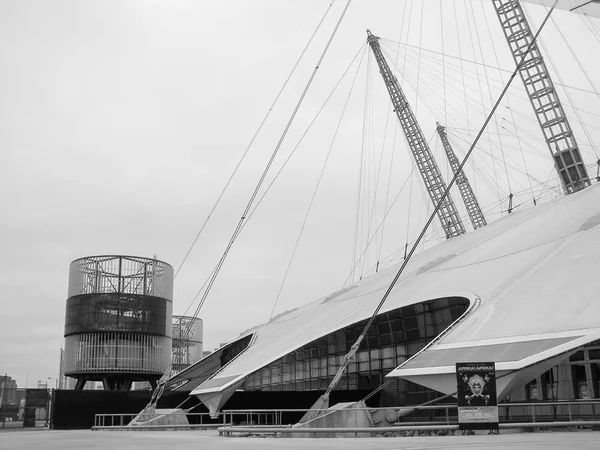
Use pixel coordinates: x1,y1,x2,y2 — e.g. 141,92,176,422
455,362,498,430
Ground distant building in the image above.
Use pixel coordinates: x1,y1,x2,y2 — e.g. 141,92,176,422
0,375,18,405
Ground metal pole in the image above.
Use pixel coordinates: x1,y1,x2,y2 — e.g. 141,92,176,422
1,373,6,428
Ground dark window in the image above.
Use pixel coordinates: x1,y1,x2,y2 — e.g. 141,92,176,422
570,351,585,362
572,364,589,399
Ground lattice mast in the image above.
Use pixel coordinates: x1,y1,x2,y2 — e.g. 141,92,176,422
492,0,590,194
436,122,487,230
366,30,466,239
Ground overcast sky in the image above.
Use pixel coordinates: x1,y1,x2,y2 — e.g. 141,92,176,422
1,0,598,388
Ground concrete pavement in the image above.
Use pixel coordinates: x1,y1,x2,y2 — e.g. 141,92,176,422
0,429,599,449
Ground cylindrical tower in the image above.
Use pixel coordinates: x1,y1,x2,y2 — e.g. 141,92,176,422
172,315,203,374
63,255,173,390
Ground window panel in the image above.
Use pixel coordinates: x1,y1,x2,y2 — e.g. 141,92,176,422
383,358,396,369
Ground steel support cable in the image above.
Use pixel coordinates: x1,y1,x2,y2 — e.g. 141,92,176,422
447,126,548,141
452,134,558,205
178,12,366,328
479,0,534,201
352,50,370,282
377,2,410,265
218,42,366,298
382,43,525,108
268,42,366,321
401,0,415,88
387,41,596,133
481,128,553,161
363,53,379,277
377,123,399,267
454,0,474,169
468,0,512,194
440,73,600,164
363,49,400,277
449,129,546,183
181,265,217,317
172,0,337,281
342,164,417,288
382,47,515,201
522,6,600,160
382,41,600,158
463,0,501,199
454,141,530,195
498,108,600,161
380,41,538,110
385,50,497,137
415,0,424,117
353,4,559,404
360,55,375,279
397,66,510,202
537,165,564,202
401,0,416,258
380,39,518,74
562,104,600,120
347,129,438,285
378,38,600,97
450,132,530,196
244,44,367,225
440,0,447,125
405,158,415,259
180,44,369,337
471,133,552,165
371,101,394,273
376,46,489,235
378,188,508,269
581,14,600,45
549,14,600,158
377,172,559,272
550,13,600,103
390,44,520,130
376,0,409,269
186,0,353,324
380,51,510,198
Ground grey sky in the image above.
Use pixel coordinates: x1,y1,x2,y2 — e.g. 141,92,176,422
1,1,598,388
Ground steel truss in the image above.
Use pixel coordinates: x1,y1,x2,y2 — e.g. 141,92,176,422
436,122,487,230
492,0,590,194
367,31,466,239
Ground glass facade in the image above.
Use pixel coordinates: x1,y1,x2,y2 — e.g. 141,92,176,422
510,340,600,402
242,297,469,406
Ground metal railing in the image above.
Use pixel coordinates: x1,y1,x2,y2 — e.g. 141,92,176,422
218,400,600,436
93,411,226,430
92,400,600,434
222,404,458,428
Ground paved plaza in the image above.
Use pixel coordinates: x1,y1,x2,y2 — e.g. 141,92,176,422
1,429,599,450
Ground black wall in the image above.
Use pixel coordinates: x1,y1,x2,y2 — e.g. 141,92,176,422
52,389,377,429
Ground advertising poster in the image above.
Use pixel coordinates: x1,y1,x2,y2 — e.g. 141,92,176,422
455,362,498,430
